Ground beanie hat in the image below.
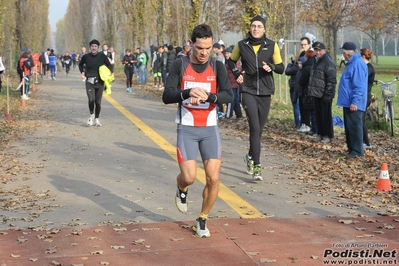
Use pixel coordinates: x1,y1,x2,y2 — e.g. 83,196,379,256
224,47,233,53
89,39,100,46
213,42,221,49
251,15,266,27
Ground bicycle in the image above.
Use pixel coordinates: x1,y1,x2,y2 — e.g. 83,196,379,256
374,77,399,137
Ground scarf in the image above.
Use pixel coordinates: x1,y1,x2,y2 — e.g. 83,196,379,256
247,32,266,45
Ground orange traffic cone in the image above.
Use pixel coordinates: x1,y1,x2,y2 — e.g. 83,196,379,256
376,163,392,191
21,98,27,107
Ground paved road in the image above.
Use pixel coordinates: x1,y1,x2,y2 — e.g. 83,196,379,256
0,69,397,265
0,69,377,230
1,70,388,229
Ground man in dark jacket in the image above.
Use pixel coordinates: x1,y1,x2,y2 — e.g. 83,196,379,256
307,42,337,144
230,15,284,181
166,44,176,75
299,50,317,135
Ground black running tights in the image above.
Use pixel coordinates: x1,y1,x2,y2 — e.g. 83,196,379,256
242,93,271,165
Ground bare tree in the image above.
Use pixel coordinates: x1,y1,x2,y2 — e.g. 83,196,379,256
354,0,394,63
299,0,355,64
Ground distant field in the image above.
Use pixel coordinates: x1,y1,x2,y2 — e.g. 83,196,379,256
371,55,399,71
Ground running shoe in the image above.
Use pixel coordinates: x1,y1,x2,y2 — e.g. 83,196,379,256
21,94,30,100
244,154,254,175
87,114,94,126
94,118,101,127
192,218,210,238
175,186,188,213
253,164,263,181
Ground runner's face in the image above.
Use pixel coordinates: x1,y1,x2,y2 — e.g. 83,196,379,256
250,22,265,38
90,44,99,55
190,37,213,64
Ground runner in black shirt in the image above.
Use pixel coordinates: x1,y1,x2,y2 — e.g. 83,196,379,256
79,39,113,127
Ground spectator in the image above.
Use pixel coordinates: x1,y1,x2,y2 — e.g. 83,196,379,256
212,42,225,64
152,46,164,89
298,49,317,135
285,53,302,129
360,48,375,149
224,47,242,119
136,47,148,85
337,42,368,158
166,44,176,78
307,41,337,144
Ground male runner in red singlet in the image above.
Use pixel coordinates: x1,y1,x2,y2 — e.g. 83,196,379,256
162,24,233,238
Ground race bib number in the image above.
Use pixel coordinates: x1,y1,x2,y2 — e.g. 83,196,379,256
182,81,211,109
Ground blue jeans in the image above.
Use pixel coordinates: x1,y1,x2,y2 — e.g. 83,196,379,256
343,107,364,156
50,65,56,78
162,69,168,86
138,65,146,84
226,88,242,118
290,91,300,127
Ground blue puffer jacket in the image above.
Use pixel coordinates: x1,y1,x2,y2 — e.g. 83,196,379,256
336,52,368,111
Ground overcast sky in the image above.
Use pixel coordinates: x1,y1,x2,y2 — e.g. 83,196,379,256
48,0,69,30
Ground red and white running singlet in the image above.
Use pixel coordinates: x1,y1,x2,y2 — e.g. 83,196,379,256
175,57,218,126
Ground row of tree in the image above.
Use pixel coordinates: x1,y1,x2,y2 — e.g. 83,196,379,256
0,0,50,68
58,0,399,65
1,0,399,69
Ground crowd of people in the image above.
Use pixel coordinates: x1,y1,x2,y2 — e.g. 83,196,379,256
286,38,373,156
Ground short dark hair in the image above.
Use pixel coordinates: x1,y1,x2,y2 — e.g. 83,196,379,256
300,37,310,44
190,24,213,44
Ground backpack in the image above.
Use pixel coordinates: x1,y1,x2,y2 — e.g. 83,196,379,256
19,58,32,74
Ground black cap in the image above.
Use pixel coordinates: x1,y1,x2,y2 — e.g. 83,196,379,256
225,47,233,53
312,41,326,50
89,39,100,46
213,43,221,49
251,15,266,27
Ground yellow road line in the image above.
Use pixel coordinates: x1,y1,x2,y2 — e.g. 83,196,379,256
104,95,263,218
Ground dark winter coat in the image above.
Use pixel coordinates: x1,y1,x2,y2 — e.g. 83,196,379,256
307,54,337,100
